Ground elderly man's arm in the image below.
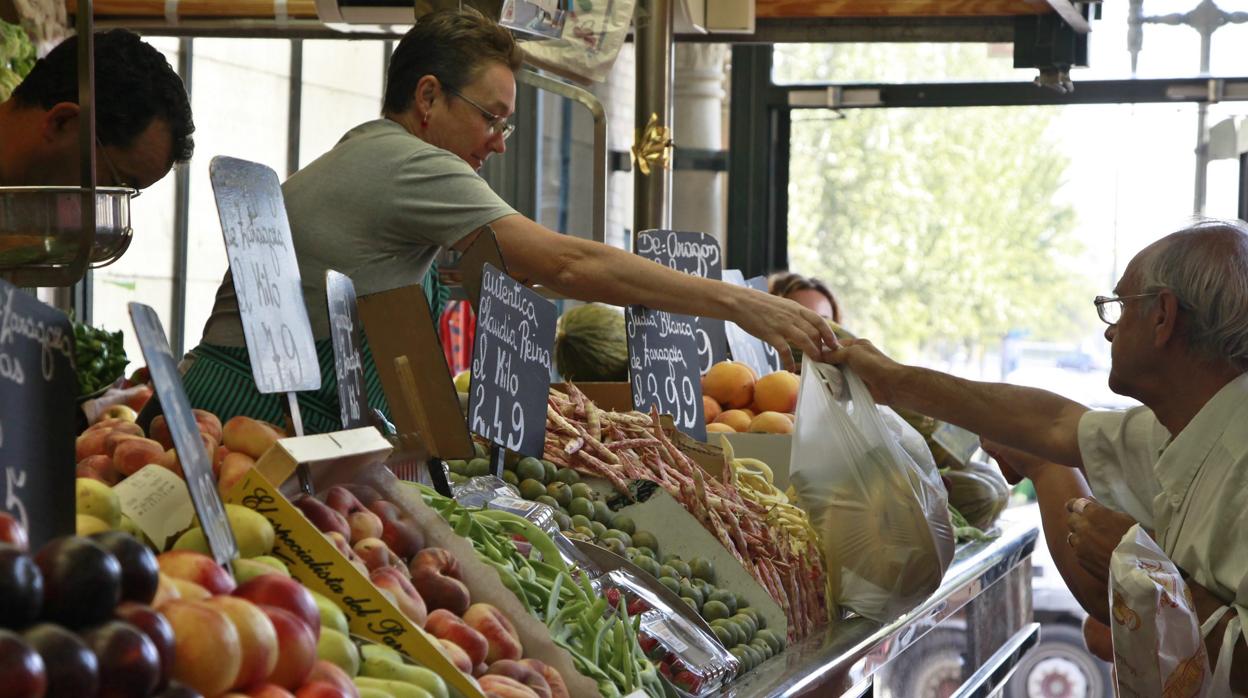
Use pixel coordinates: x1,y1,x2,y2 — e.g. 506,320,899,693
829,340,1089,467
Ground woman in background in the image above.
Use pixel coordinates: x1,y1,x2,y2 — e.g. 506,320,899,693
768,272,841,325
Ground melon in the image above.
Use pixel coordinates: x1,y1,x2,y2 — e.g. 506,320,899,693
555,303,629,382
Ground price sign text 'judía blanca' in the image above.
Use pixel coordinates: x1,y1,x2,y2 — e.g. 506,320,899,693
210,156,319,395
625,305,707,442
468,264,557,458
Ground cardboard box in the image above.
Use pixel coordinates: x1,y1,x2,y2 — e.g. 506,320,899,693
255,427,393,490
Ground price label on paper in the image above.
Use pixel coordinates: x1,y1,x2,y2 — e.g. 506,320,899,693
114,464,195,550
468,264,557,458
0,280,76,548
210,156,320,395
325,270,367,429
625,306,707,442
130,303,238,566
633,230,728,375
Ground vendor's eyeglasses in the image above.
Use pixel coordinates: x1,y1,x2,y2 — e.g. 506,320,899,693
1094,293,1158,325
97,138,141,198
444,85,515,141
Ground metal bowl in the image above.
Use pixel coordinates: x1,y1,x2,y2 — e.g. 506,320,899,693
0,186,135,272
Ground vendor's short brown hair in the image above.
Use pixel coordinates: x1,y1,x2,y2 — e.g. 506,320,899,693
383,9,524,115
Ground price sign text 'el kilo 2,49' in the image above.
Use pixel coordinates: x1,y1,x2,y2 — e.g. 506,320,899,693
468,264,557,458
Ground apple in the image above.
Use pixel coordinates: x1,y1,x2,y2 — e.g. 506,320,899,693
295,682,350,698
22,623,98,698
304,660,358,697
115,603,176,690
83,620,162,698
0,630,47,698
91,531,160,604
259,605,317,690
0,513,29,552
157,550,235,595
162,599,242,697
35,535,122,628
0,544,42,629
203,596,279,690
245,685,295,698
234,575,321,640
102,404,139,422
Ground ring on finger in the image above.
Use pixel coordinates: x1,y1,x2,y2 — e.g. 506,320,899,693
1067,532,1076,547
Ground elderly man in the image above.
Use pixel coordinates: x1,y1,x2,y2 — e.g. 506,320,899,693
0,29,193,189
828,218,1248,688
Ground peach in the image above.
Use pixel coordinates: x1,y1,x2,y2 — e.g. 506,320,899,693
293,496,351,540
426,609,488,667
88,417,142,434
463,603,522,664
149,416,175,450
705,422,736,434
478,675,541,698
114,437,170,477
193,409,223,444
702,395,722,424
520,659,568,698
295,683,350,698
218,452,257,498
751,370,799,414
77,454,120,484
487,660,551,698
105,429,144,454
158,551,236,595
214,445,231,474
125,384,154,412
167,578,211,602
156,433,218,478
702,361,756,409
75,429,111,461
152,572,182,608
162,599,243,697
714,409,752,432
352,537,403,572
748,411,793,435
304,660,358,698
410,548,470,616
370,566,428,626
784,412,796,423
223,416,281,460
245,686,296,698
323,487,366,517
204,596,279,690
259,605,317,689
234,575,321,641
347,510,383,544
438,638,473,674
368,500,425,560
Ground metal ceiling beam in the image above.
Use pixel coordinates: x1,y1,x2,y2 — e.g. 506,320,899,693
677,15,1015,43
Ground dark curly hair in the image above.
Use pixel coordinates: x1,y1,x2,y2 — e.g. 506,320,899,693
13,29,194,165
383,9,523,115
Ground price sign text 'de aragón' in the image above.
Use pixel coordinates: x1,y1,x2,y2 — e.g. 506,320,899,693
633,230,727,374
625,306,707,442
210,156,319,395
0,280,76,548
130,303,239,567
468,264,556,458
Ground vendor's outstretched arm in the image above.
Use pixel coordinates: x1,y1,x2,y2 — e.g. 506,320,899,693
477,215,838,368
828,339,1088,467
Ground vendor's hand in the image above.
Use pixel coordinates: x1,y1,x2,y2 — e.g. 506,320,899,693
822,337,904,404
731,290,839,371
1066,497,1137,584
981,440,1047,485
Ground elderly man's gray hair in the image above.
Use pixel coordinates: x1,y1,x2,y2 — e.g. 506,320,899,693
1138,218,1248,369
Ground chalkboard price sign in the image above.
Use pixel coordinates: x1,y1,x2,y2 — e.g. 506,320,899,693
0,280,76,548
129,303,239,567
722,270,782,378
625,306,707,442
325,270,367,430
633,229,727,375
468,264,556,458
210,156,319,395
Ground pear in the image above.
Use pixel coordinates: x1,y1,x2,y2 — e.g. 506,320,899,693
76,513,111,535
309,589,350,635
360,652,448,698
76,478,121,527
316,627,360,677
172,504,275,558
353,676,432,698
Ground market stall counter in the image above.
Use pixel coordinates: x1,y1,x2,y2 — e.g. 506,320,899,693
717,514,1039,697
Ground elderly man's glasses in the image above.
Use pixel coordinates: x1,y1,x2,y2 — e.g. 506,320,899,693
97,138,141,198
1094,293,1158,325
443,85,515,141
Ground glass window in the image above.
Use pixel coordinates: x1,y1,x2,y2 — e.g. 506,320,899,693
297,40,385,170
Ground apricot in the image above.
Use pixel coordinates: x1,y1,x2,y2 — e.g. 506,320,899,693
705,422,735,434
748,411,794,435
701,361,756,409
752,370,799,414
463,603,522,664
702,396,722,424
714,409,752,432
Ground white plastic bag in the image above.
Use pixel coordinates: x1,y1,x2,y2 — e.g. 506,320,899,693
1108,524,1244,698
789,356,955,621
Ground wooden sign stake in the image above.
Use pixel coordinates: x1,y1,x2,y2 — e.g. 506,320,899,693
393,356,455,497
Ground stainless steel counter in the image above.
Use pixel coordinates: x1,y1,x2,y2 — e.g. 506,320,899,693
717,517,1040,697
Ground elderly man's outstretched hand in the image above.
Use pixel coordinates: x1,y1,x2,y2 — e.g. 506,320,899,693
821,337,904,405
1066,497,1139,584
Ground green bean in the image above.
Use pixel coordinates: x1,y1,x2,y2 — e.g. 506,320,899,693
544,573,565,623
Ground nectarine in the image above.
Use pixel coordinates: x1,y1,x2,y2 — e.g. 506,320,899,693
752,370,799,414
702,361,756,409
714,409,752,432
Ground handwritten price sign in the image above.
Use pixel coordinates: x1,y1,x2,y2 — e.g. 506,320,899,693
625,306,706,442
633,230,727,375
467,264,557,458
210,156,319,395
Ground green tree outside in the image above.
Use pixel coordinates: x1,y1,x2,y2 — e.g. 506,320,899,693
776,43,1097,364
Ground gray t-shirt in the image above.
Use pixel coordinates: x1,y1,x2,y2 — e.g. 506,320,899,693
200,118,516,346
